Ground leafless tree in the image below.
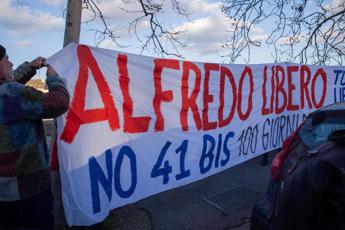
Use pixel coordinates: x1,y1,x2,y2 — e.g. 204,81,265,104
16,0,187,58
82,0,188,58
221,0,345,64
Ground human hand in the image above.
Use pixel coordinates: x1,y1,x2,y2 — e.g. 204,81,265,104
46,65,57,77
30,56,46,70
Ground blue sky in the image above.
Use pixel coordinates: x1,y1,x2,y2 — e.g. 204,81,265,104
0,0,340,71
0,0,274,68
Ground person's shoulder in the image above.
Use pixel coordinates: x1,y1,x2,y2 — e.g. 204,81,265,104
0,81,25,96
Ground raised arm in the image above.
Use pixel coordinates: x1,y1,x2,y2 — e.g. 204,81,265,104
13,57,46,84
1,65,69,123
41,65,70,118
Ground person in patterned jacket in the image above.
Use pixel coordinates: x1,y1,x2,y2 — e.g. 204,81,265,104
0,44,69,229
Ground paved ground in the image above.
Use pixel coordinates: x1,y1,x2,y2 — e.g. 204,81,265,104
103,151,277,230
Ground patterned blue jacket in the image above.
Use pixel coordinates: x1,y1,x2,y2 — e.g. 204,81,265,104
0,62,69,201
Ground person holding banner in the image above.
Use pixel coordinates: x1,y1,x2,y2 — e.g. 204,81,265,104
0,44,69,229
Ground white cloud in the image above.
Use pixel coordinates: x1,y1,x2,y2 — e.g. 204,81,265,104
82,0,220,23
82,0,141,24
171,9,267,56
329,0,344,8
173,0,221,15
39,0,64,6
167,15,221,55
167,0,267,56
178,17,226,40
0,0,64,35
83,0,226,52
83,0,267,59
250,34,269,43
10,40,32,48
81,0,223,31
324,0,345,15
275,34,307,46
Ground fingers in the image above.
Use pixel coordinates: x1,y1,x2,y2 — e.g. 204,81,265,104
30,56,47,70
30,56,58,77
46,65,58,77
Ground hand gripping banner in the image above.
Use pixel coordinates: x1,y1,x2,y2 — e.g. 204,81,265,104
47,43,345,226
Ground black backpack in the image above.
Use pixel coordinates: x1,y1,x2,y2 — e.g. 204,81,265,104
272,130,345,230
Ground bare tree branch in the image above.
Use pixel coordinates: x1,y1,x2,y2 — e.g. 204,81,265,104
221,0,345,64
83,0,122,47
83,0,187,58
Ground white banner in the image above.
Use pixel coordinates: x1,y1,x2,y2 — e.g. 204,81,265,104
48,43,345,226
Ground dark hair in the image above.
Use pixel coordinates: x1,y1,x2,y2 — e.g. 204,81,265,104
0,45,5,61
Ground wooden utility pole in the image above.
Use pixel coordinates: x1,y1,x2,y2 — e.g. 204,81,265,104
63,0,82,47
52,1,82,229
